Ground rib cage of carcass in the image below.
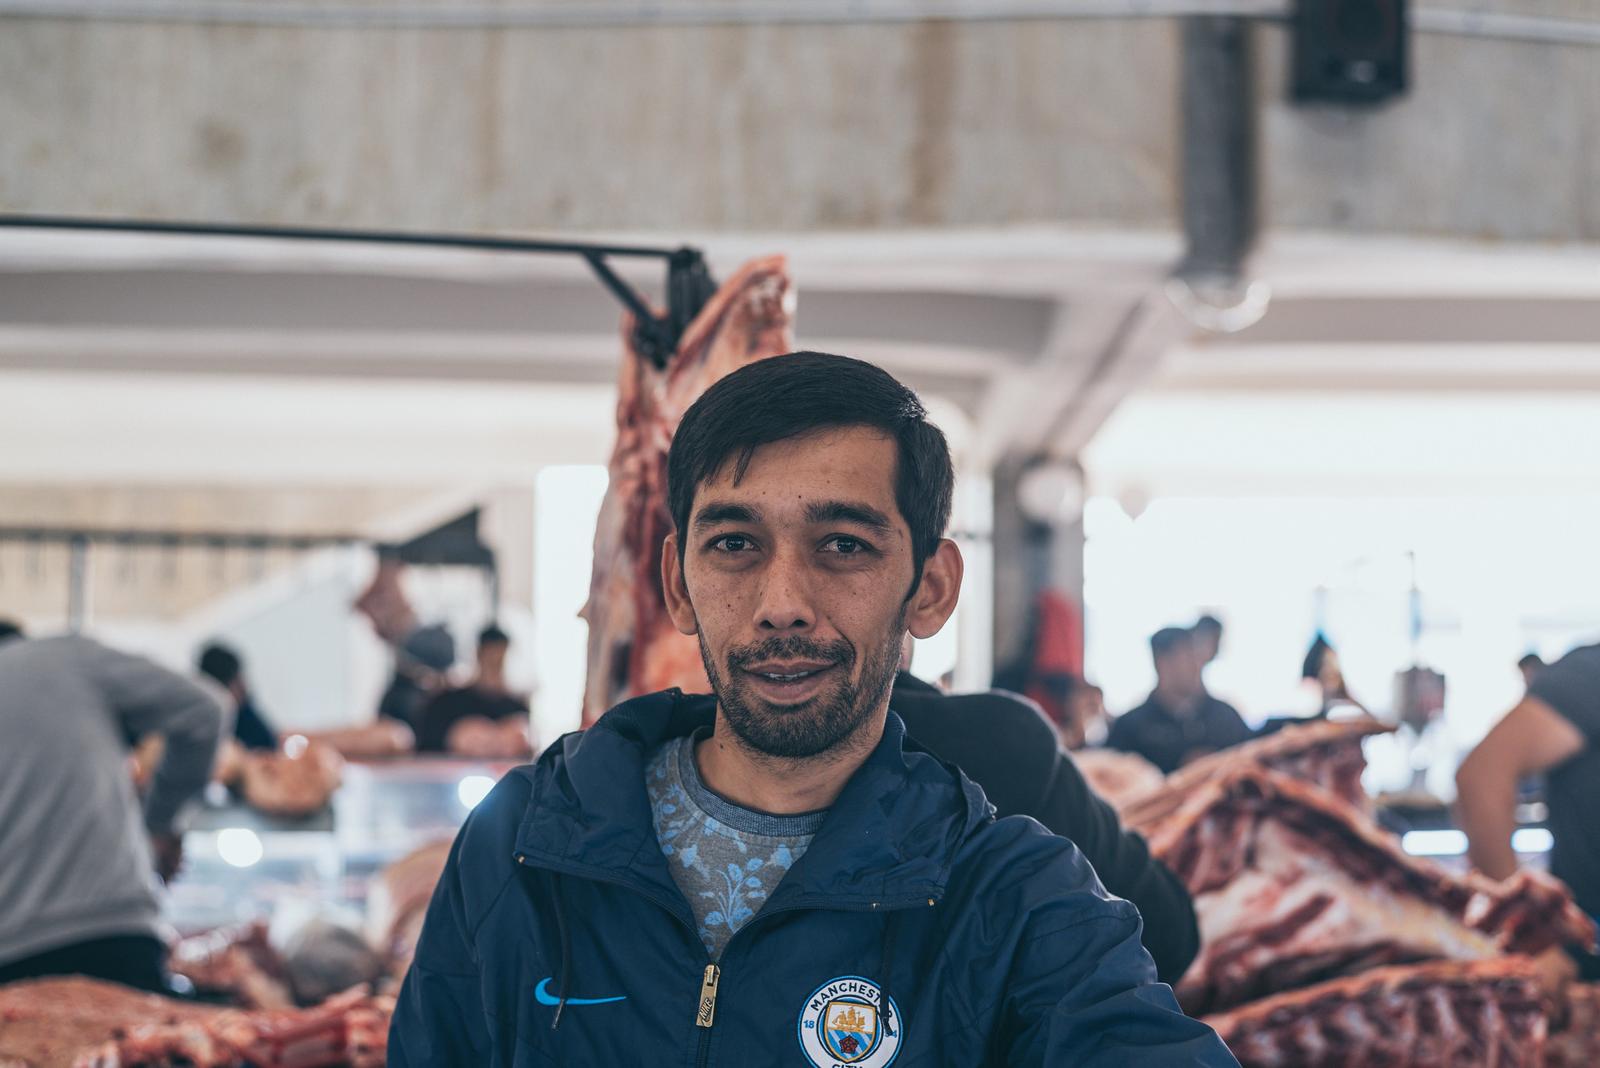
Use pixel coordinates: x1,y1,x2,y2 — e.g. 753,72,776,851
1203,958,1550,1068
1131,761,1593,1016
581,256,795,727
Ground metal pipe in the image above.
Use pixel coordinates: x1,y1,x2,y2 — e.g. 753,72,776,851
0,215,689,262
1,1,1598,47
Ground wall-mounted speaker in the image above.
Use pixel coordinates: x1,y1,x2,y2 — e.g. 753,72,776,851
1292,0,1408,104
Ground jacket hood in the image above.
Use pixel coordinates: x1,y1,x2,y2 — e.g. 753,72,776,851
511,689,993,912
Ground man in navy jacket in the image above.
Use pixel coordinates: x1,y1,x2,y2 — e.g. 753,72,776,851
390,352,1235,1066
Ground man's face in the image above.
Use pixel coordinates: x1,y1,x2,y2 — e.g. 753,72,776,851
663,427,961,761
477,640,508,677
1155,642,1202,696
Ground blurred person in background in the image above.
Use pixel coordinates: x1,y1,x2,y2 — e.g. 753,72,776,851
0,631,223,991
197,642,276,752
415,624,535,758
1301,633,1369,718
1518,652,1546,690
1457,641,1600,978
377,623,455,732
1064,679,1109,749
1108,626,1251,773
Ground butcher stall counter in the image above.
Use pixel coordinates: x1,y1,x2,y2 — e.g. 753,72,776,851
168,757,518,933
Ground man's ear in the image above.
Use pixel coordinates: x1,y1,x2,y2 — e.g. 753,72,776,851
661,533,700,637
907,538,963,640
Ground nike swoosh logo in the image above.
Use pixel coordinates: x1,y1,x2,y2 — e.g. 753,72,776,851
534,977,627,1007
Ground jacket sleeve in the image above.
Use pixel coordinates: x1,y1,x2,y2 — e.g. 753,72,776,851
388,826,495,1065
1034,752,1200,983
1001,899,1237,1067
85,638,225,834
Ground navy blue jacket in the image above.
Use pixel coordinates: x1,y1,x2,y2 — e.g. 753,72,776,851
389,690,1236,1067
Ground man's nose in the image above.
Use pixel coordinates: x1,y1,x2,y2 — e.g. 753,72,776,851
753,548,815,632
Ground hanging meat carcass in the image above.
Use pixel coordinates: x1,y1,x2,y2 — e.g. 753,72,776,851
1123,716,1390,830
1129,764,1594,1015
1203,958,1549,1068
1071,748,1165,814
581,256,795,725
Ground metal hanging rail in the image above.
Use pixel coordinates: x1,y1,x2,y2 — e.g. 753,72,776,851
0,2,1596,47
0,214,718,369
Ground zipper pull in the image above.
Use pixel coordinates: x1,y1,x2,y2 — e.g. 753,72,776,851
695,963,721,1028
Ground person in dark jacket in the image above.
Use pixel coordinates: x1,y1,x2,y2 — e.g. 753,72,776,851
1109,626,1252,774
891,671,1200,983
197,642,277,751
391,353,1234,1066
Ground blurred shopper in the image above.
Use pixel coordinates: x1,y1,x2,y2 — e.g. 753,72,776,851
1108,627,1251,773
1066,679,1110,749
415,624,534,757
393,354,1233,1065
1302,633,1369,717
377,623,455,730
0,634,224,992
1457,641,1600,977
1518,652,1546,690
197,642,276,751
892,670,1198,982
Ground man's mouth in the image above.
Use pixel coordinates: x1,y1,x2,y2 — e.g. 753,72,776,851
744,661,836,683
737,659,842,698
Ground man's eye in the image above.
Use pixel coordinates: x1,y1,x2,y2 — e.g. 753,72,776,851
824,536,868,555
711,535,754,553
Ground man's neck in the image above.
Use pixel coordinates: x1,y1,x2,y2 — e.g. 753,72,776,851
1154,685,1199,717
694,711,886,816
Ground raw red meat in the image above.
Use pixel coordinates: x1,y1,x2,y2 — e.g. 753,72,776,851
1129,764,1594,1014
581,256,795,725
169,922,293,1011
1203,958,1548,1068
1547,982,1600,1068
1124,717,1389,830
0,979,389,1068
1071,748,1164,814
363,840,452,979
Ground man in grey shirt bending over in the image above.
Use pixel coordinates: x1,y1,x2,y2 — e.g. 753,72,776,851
0,629,224,992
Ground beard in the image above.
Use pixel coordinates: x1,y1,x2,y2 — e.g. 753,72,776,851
697,616,905,761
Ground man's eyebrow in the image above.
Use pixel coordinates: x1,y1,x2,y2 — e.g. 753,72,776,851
804,500,895,533
692,502,762,529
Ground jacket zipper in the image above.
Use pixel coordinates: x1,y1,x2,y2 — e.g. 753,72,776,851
518,853,938,1066
694,963,720,1068
683,895,938,1068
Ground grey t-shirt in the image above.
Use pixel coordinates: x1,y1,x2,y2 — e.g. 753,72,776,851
646,731,825,960
0,635,224,965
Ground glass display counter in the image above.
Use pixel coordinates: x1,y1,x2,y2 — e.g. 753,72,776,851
168,758,521,933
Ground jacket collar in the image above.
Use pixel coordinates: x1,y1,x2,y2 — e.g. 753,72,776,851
511,689,991,912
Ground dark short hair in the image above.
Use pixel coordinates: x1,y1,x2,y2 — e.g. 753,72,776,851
1192,614,1223,638
667,352,955,593
198,643,243,686
478,624,510,648
0,619,24,645
1149,627,1194,660
1301,634,1333,680
1517,652,1545,671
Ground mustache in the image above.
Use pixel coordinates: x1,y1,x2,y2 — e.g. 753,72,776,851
726,636,854,671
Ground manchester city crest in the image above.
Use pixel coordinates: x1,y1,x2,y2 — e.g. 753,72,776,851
797,975,902,1067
